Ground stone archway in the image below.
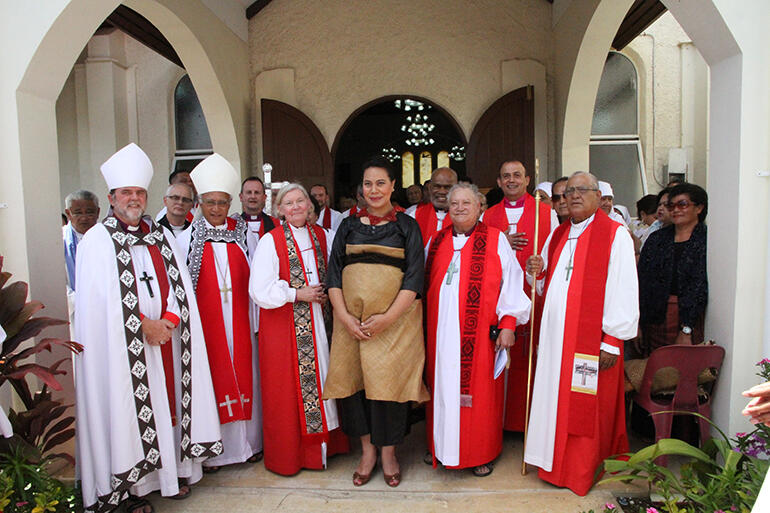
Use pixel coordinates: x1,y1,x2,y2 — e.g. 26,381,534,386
558,0,764,434
7,0,248,420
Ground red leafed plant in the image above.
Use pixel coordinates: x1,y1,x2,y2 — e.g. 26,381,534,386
0,256,83,465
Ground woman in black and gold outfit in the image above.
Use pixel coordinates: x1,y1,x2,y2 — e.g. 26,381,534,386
324,156,429,488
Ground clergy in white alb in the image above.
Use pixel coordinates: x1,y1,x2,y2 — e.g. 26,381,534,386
74,143,222,513
406,167,458,246
310,183,343,231
176,154,263,469
251,184,348,476
424,183,530,476
523,171,638,496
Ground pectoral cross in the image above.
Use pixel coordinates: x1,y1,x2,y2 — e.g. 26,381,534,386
219,394,238,417
574,362,597,385
140,272,155,298
220,285,232,303
565,258,574,281
445,260,459,285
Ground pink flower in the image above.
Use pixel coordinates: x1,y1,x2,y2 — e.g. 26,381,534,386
646,508,659,513
604,503,616,511
714,510,726,513
15,502,28,507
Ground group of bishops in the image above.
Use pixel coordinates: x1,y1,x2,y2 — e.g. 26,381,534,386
69,143,638,513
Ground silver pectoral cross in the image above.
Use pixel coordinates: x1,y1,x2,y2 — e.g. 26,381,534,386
220,285,232,303
445,260,459,285
565,258,574,281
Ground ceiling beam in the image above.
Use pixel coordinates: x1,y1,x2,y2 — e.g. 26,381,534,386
612,0,667,50
100,5,183,68
246,0,273,20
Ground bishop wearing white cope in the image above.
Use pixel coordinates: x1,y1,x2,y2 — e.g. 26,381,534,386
177,154,263,470
523,172,638,496
425,184,531,476
75,144,221,513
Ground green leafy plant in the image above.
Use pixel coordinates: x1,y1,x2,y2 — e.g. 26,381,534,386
0,256,83,512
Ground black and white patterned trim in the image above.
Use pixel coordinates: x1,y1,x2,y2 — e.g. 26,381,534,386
89,217,223,513
186,217,248,288
284,224,327,435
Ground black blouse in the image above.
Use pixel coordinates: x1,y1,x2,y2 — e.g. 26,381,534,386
326,212,425,294
638,223,708,326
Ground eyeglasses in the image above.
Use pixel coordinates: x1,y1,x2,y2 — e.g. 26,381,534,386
200,199,230,208
564,187,599,197
551,193,563,201
667,199,694,211
166,195,193,204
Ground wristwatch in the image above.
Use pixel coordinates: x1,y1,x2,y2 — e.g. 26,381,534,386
681,325,693,335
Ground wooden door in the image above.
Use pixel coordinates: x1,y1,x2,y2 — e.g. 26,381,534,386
261,99,334,198
466,86,535,189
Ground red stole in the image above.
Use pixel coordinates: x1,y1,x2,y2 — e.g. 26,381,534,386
195,219,253,424
347,206,359,217
258,213,279,237
545,209,617,437
424,223,509,467
258,224,347,475
321,207,332,229
483,194,552,271
415,203,443,245
145,244,177,426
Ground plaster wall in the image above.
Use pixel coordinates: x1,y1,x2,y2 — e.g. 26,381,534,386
625,12,709,192
249,0,555,180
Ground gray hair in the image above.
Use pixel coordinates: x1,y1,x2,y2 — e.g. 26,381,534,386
432,167,458,181
569,171,599,189
165,183,195,199
65,189,99,209
276,182,310,207
447,182,481,205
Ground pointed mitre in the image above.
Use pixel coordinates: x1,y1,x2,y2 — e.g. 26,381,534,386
598,181,614,198
190,153,240,198
100,143,153,190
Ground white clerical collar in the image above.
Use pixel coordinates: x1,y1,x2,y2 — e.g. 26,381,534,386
203,218,227,230
127,224,140,232
570,213,596,231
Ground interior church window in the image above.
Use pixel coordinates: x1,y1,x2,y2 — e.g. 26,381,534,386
402,152,415,188
172,74,213,175
419,151,432,184
437,150,449,169
590,51,647,209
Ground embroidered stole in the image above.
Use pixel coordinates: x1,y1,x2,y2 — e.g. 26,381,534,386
283,223,330,437
186,217,248,288
97,217,222,513
426,223,488,406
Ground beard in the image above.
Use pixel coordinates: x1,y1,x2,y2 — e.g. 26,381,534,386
113,204,145,225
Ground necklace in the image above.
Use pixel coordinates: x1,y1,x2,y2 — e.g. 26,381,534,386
564,221,590,281
212,248,232,303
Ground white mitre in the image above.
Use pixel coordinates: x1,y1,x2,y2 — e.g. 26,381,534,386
100,143,153,190
190,153,240,199
598,180,614,198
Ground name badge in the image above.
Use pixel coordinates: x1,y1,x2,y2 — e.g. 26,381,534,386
571,353,599,395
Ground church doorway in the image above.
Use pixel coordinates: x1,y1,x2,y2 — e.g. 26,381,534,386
332,96,467,209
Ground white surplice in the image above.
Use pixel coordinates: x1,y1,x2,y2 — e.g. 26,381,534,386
75,223,221,506
177,220,263,466
430,230,531,466
249,224,339,433
523,213,639,471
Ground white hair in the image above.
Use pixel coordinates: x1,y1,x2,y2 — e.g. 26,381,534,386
447,182,481,205
569,171,599,189
276,183,310,206
65,189,99,209
165,183,194,199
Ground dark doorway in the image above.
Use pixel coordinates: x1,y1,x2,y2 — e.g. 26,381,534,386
332,96,467,209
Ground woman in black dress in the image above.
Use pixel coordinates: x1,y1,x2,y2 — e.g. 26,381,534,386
323,156,429,487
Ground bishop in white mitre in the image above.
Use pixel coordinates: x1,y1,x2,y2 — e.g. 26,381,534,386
177,154,263,470
74,143,222,513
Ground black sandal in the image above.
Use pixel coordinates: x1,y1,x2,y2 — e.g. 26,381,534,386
246,451,263,463
123,494,153,513
472,462,494,477
167,479,192,500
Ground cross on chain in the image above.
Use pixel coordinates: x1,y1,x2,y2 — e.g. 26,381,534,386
220,284,232,303
445,260,460,285
219,394,238,417
574,362,598,385
140,271,155,298
565,258,575,281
